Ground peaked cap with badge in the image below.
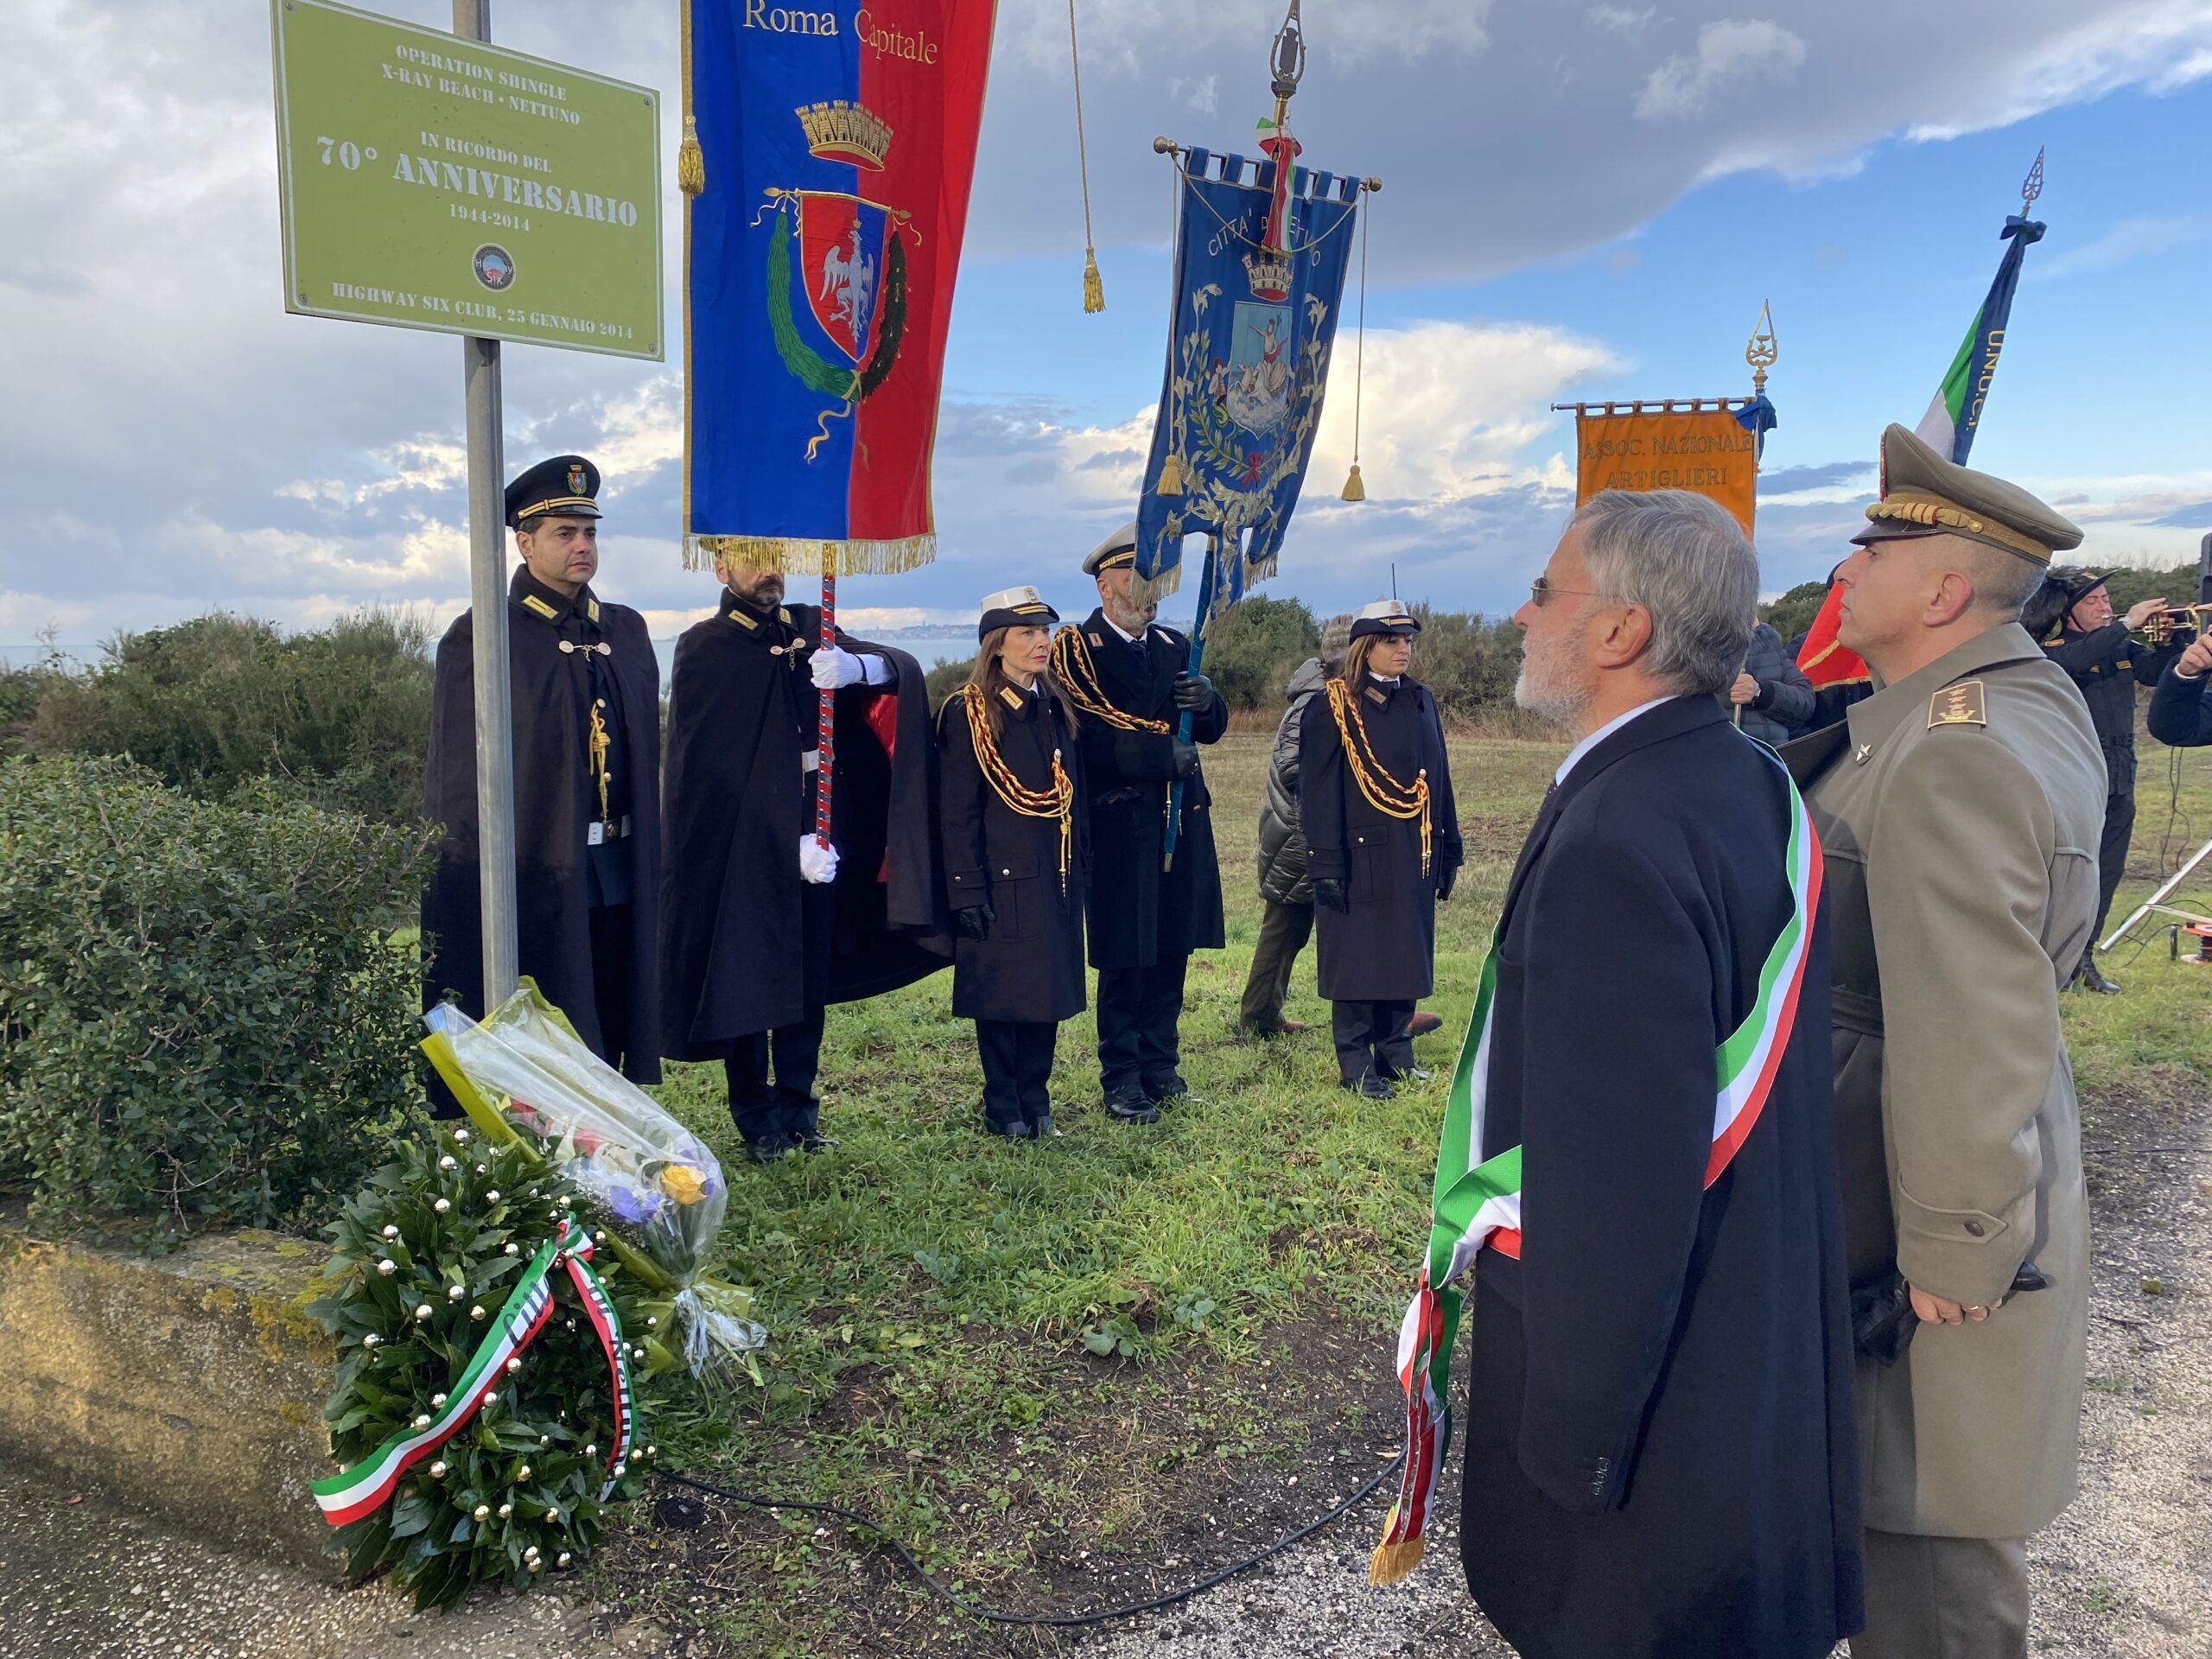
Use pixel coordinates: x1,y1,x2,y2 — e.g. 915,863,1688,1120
1349,599,1421,640
978,587,1059,639
1081,520,1140,578
1779,425,2105,1553
505,454,603,529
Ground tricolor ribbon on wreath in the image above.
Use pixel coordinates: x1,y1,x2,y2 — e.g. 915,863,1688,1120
1370,743,1824,1584
309,1217,637,1528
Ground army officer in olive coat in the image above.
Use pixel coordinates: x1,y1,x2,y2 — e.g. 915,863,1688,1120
1783,425,2102,1659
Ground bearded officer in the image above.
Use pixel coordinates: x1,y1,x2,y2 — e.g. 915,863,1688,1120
1782,425,2101,1659
1050,522,1228,1122
422,454,661,1095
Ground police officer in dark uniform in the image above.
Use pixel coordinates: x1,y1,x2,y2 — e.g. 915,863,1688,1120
1299,600,1463,1096
1050,522,1228,1123
2029,567,2181,993
939,588,1090,1140
422,454,661,1099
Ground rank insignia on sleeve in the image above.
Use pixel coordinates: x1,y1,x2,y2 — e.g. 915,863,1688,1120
520,594,559,620
1929,680,1987,729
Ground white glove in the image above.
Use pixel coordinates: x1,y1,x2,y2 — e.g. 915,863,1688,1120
810,644,866,690
798,835,840,885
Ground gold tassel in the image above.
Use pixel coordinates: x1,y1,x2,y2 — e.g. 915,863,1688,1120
1341,461,1366,502
678,120,705,195
1156,449,1184,497
1369,1535,1425,1586
1082,248,1104,313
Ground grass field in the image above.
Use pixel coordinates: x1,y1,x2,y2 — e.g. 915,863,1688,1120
606,720,2212,1656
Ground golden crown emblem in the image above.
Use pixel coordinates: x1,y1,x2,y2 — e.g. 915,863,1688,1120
797,100,893,170
1243,248,1294,301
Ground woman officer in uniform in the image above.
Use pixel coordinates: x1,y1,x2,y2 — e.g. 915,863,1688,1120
938,588,1090,1139
1300,600,1463,1097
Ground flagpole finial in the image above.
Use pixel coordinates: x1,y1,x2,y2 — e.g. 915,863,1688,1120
1745,300,1777,395
1271,1,1306,103
2021,146,2045,213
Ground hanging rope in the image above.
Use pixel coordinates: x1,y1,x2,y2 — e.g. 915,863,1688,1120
1343,191,1370,501
1067,0,1103,312
960,686,1074,893
1324,678,1430,876
677,0,704,194
1052,629,1172,734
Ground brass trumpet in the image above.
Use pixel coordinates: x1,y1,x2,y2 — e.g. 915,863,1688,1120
2132,603,2212,646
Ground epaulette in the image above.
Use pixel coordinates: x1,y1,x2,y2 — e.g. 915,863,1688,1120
1928,680,1987,730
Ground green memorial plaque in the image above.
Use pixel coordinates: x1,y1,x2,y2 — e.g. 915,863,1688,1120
271,0,662,359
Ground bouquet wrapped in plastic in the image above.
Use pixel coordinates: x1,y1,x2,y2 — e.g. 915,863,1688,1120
422,982,765,1377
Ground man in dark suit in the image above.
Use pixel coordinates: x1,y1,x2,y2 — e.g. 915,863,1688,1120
1050,523,1228,1122
1413,488,1861,1658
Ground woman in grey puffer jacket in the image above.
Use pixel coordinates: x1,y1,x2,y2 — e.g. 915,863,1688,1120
1238,656,1332,1035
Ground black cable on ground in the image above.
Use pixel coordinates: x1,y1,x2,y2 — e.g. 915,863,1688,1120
657,1450,1404,1630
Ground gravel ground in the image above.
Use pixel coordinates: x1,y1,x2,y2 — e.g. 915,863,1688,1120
2,1122,2202,1659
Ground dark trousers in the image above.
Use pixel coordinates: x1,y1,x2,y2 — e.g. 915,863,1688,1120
976,1019,1059,1131
1332,999,1414,1084
1238,899,1314,1032
2089,791,2134,956
724,1005,826,1145
587,902,632,1070
1096,956,1190,1096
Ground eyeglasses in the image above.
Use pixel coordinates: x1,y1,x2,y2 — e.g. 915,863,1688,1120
1529,575,1596,607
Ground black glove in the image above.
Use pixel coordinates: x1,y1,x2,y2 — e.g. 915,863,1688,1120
1171,740,1199,779
1312,877,1350,913
954,902,995,942
1173,672,1214,712
1436,864,1459,903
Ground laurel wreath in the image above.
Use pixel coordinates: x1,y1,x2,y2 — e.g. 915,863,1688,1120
766,204,908,400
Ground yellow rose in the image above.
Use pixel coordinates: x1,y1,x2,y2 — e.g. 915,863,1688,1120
659,1165,709,1205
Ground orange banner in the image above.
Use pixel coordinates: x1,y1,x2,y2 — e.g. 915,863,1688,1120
1574,407,1758,534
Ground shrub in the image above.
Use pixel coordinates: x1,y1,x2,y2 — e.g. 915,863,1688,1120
925,653,976,715
1760,581,1830,647
1405,606,1526,716
1201,594,1319,711
21,608,437,825
0,755,434,1246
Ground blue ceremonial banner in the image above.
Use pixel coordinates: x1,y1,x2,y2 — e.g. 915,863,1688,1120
1135,151,1359,611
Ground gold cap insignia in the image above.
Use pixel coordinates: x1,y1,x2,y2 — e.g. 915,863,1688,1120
1928,679,1987,730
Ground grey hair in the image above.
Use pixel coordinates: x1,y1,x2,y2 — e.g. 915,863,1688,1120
1574,489,1759,697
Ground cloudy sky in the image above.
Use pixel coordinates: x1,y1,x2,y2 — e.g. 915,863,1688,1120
7,0,2212,666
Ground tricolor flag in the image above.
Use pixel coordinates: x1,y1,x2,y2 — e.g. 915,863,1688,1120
1912,214,2046,467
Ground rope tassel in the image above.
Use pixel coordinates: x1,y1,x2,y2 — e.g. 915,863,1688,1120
1067,0,1103,315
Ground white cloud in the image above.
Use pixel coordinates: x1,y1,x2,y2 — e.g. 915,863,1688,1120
1589,6,1658,35
2040,213,2212,276
1636,20,1809,121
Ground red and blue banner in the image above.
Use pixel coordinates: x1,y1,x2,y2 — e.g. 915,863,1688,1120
681,1,996,575
1135,149,1360,611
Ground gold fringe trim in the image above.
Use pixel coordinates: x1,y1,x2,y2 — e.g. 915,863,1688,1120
1129,560,1182,607
1155,450,1184,497
1082,249,1104,313
685,532,937,578
1368,1535,1425,1586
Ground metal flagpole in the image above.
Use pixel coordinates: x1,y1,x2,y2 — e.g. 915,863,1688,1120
1161,534,1220,872
815,574,836,850
455,0,518,1004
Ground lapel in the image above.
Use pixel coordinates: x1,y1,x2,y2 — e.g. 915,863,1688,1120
1084,607,1164,712
1837,621,2042,771
1499,696,1723,931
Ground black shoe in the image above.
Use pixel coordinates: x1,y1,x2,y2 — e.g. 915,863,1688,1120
1383,1065,1434,1084
1142,1072,1190,1103
1342,1071,1395,1100
1103,1084,1160,1124
2078,957,2121,995
798,1128,839,1153
983,1118,1035,1141
1031,1114,1064,1139
747,1132,798,1164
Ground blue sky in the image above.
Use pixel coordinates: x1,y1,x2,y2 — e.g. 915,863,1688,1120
5,0,2211,664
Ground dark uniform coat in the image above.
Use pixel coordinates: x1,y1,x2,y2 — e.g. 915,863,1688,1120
423,569,661,1081
658,593,949,1062
1300,672,1463,1001
2044,619,2176,943
937,683,1090,1023
1783,624,2099,1538
1060,610,1228,969
2147,657,2212,746
1463,697,1861,1659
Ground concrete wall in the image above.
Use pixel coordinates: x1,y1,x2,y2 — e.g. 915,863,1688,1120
0,1207,337,1570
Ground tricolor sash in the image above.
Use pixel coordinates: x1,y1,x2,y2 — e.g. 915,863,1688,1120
312,1217,637,1528
1370,741,1822,1582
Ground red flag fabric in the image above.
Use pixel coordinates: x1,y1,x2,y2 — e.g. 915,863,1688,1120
1796,584,1869,690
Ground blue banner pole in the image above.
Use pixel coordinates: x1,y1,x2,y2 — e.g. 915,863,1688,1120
1162,534,1220,873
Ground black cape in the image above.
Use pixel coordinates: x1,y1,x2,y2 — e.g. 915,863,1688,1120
938,683,1089,1024
1459,698,1860,1659
1300,671,1463,1001
1058,610,1227,970
422,568,662,1083
658,594,950,1059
